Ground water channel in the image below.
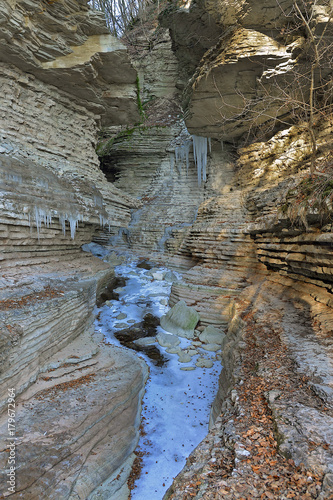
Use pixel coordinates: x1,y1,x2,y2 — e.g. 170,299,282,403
89,244,222,499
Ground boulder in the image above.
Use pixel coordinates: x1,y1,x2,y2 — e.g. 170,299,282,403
160,300,200,339
199,325,226,345
164,271,179,283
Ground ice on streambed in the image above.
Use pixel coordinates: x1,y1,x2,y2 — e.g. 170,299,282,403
92,252,222,499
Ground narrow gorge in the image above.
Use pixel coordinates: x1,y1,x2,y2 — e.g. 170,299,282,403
0,0,333,499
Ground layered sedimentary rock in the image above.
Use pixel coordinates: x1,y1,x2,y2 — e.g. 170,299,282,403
155,1,333,495
163,0,331,141
0,1,147,498
96,28,206,251
0,0,138,125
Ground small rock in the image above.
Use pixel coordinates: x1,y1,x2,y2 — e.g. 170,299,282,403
201,343,221,352
127,319,136,324
166,347,181,354
160,299,168,306
186,349,198,357
196,358,213,368
116,313,127,320
156,332,180,348
133,337,156,347
180,366,196,371
192,341,202,347
114,287,124,294
267,390,281,404
152,272,165,281
114,322,128,329
178,352,192,363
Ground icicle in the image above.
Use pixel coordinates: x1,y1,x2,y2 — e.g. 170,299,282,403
94,194,103,208
33,207,53,240
185,146,190,176
174,140,192,176
169,153,175,173
69,216,77,240
192,135,209,186
35,206,41,240
59,215,66,236
99,214,108,228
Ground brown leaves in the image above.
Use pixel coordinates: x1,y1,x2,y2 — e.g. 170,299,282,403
0,285,64,310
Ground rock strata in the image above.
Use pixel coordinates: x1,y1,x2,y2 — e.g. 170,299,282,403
0,1,148,497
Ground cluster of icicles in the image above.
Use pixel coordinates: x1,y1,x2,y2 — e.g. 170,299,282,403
30,207,109,241
170,135,212,186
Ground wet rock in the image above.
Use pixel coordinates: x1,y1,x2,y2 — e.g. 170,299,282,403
142,313,160,336
114,327,166,366
137,260,154,270
97,276,128,305
157,332,181,348
160,300,200,339
160,298,168,306
199,326,226,346
180,366,196,371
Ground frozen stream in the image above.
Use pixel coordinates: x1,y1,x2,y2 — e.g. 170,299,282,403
87,245,222,499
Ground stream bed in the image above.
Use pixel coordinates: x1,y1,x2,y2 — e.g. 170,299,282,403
89,246,222,499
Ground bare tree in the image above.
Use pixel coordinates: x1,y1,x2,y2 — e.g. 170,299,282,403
89,0,157,36
212,0,333,173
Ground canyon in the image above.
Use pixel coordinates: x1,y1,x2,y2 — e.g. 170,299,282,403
0,0,333,499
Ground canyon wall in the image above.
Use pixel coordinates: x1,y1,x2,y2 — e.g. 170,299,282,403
97,1,333,496
0,1,148,498
158,1,333,497
1,0,333,497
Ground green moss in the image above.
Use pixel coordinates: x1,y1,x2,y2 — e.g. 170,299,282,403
96,127,136,157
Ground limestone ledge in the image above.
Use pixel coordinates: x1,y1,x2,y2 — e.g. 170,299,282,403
183,27,304,140
0,0,139,125
165,282,333,498
0,328,148,499
0,254,148,499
